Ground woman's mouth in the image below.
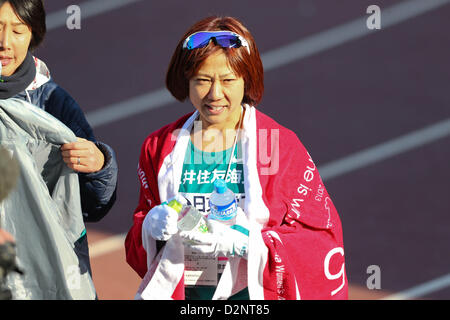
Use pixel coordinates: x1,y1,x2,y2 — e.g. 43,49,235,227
0,57,13,67
205,105,225,115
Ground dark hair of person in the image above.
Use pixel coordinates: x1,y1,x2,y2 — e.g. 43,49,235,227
0,0,46,50
166,16,264,107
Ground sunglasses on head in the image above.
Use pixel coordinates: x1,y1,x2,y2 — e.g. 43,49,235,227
182,31,250,54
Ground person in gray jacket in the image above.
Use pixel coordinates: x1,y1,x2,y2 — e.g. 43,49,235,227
1,98,100,299
0,0,117,299
0,0,118,222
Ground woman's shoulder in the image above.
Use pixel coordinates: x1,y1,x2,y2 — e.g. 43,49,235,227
144,112,194,141
43,83,95,140
34,80,75,112
45,83,81,117
254,107,300,139
252,107,312,163
141,111,195,152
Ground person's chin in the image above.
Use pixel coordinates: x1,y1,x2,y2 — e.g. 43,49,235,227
1,65,16,77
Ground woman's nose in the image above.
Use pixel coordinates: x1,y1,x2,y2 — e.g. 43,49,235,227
0,28,12,49
207,80,224,100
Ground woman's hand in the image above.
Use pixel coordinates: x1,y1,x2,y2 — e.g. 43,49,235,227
61,137,105,173
142,204,179,242
179,208,249,258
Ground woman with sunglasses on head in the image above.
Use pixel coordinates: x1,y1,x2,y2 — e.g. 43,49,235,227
126,16,347,300
0,0,117,298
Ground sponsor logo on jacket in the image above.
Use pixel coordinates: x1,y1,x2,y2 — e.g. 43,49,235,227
286,153,316,223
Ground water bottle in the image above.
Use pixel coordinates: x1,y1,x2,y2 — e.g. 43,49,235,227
165,195,208,233
208,179,237,225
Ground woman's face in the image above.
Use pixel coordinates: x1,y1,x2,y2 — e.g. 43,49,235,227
0,2,32,76
189,50,245,130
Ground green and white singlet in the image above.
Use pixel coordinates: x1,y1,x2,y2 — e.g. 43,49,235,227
179,139,249,300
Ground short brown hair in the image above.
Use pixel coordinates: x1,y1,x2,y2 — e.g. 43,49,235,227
166,16,264,106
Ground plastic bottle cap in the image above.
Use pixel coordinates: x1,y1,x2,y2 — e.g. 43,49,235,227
167,199,183,213
174,194,187,206
213,179,227,194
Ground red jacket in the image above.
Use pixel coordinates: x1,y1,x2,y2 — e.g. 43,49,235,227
125,106,348,300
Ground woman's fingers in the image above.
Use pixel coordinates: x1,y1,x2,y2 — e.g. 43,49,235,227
60,138,104,173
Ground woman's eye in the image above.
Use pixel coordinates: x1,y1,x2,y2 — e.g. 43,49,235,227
197,78,210,83
13,29,27,34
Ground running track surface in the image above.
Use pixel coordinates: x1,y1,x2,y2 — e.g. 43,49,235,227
34,0,450,299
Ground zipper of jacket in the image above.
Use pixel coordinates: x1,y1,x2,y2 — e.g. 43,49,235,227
25,90,32,104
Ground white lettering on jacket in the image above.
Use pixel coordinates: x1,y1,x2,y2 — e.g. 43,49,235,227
137,164,149,190
286,153,316,223
324,247,346,296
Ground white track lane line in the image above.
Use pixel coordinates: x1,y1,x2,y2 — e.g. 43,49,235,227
78,0,450,128
262,0,450,70
46,0,143,30
89,233,126,258
382,273,450,300
319,118,450,181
